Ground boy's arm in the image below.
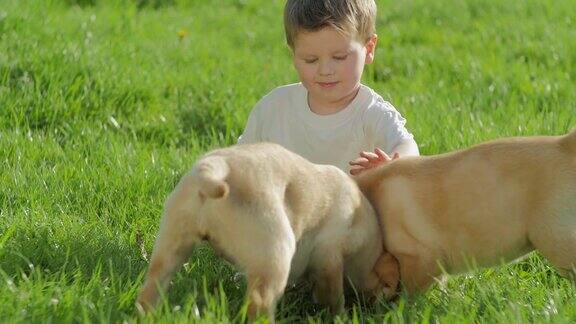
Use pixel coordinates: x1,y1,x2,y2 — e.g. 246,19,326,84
389,137,420,157
349,103,419,175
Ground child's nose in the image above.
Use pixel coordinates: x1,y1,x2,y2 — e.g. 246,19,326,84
318,61,335,76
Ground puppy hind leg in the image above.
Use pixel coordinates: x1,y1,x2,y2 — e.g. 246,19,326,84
310,251,345,314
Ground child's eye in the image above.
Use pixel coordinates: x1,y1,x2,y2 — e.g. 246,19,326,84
334,55,348,61
304,58,318,64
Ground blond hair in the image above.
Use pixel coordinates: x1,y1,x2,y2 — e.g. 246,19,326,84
284,0,377,49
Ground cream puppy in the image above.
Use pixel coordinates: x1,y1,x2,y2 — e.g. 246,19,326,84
357,130,576,294
136,143,399,320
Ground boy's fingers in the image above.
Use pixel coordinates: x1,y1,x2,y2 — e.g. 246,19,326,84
393,152,400,159
374,148,391,161
374,147,386,159
349,157,370,167
349,167,364,176
360,151,379,161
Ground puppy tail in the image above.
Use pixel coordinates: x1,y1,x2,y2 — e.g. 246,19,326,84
560,129,576,153
193,155,230,199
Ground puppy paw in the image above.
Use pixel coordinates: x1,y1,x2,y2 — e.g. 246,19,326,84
372,252,400,300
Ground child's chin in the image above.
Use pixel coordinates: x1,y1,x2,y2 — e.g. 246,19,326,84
311,93,337,104
314,86,340,98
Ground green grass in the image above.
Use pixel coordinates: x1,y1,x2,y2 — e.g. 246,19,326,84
1,0,575,322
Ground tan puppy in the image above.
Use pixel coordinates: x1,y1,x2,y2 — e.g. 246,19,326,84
357,130,576,294
136,143,399,320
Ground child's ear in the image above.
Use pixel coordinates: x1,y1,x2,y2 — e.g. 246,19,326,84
364,34,378,64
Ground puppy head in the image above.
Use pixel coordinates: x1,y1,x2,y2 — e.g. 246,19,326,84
156,167,230,253
138,158,233,311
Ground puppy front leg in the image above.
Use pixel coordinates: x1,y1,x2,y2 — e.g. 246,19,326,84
137,258,176,311
245,270,288,322
311,256,345,314
244,233,295,321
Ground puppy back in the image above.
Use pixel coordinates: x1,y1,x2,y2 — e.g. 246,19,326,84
354,164,394,199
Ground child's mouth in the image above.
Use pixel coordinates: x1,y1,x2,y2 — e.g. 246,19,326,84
317,81,339,88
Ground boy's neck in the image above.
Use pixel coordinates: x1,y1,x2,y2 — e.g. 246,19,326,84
307,85,361,116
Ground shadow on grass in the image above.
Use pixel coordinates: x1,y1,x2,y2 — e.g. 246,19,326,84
0,223,146,282
1,224,400,321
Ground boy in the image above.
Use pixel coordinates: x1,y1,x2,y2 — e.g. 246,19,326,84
239,0,419,175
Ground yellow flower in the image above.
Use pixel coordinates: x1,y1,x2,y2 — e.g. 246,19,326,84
177,29,189,41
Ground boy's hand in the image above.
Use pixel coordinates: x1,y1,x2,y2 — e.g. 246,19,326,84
349,148,399,176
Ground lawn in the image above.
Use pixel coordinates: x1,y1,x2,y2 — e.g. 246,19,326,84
1,0,575,322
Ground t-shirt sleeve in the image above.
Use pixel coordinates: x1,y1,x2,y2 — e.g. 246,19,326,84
237,98,266,144
367,101,415,154
238,86,288,144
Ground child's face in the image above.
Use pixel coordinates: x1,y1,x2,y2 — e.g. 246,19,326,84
292,26,377,112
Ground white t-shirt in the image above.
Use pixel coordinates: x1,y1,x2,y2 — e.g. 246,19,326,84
238,83,415,172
